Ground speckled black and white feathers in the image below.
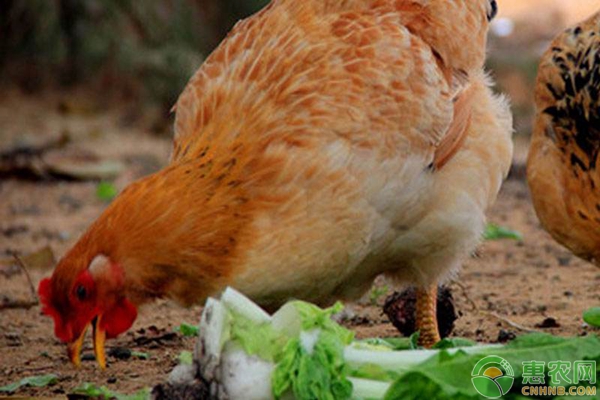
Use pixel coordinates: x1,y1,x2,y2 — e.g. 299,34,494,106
542,20,600,175
528,11,600,265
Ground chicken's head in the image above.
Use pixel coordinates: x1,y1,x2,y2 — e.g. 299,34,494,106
38,254,137,369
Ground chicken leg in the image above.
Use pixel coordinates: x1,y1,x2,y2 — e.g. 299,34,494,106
415,285,441,348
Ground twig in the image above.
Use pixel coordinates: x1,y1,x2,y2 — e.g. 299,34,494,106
484,311,540,333
14,364,55,374
0,298,39,310
13,254,39,305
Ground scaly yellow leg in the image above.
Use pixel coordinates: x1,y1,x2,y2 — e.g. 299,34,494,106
415,285,441,348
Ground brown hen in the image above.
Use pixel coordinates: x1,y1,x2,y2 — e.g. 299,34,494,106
39,0,512,368
528,11,600,265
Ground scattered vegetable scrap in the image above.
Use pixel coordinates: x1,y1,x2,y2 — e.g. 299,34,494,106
584,307,600,328
483,223,524,241
0,374,57,393
72,383,149,400
96,182,119,202
174,323,200,337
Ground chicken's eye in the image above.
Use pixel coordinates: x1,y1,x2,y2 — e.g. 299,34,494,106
487,0,498,21
76,285,87,301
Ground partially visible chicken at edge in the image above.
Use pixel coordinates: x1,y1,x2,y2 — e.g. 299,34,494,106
527,11,600,265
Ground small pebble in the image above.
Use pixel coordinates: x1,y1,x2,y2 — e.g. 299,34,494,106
557,255,571,266
108,347,131,360
535,317,561,328
58,231,71,241
497,329,516,343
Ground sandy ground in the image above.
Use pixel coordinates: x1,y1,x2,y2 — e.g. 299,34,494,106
2,2,600,396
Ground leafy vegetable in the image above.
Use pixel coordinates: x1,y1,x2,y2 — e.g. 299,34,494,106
193,288,600,400
384,334,600,400
175,322,199,337
0,374,57,393
483,223,523,241
96,182,118,202
73,383,149,400
583,307,600,327
229,311,285,361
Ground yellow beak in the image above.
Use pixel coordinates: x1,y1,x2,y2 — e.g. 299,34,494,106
67,315,106,369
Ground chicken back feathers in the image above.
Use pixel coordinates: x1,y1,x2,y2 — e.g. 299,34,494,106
41,0,512,326
527,11,600,264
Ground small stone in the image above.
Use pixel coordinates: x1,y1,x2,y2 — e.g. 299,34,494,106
108,347,131,360
497,329,516,343
557,255,572,266
535,317,561,328
5,332,22,347
58,231,71,241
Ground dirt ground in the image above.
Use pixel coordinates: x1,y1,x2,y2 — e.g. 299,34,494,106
2,2,600,397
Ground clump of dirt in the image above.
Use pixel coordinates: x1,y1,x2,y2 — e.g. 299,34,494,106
383,286,457,339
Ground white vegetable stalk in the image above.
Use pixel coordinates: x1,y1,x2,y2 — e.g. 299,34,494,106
344,343,502,371
221,287,272,324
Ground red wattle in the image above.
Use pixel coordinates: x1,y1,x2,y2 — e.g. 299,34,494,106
101,297,138,338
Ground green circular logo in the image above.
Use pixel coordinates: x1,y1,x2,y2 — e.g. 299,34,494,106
471,355,515,399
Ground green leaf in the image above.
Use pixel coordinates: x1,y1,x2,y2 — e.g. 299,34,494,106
483,223,523,241
96,181,118,202
272,332,353,400
0,374,57,393
229,311,286,361
73,383,150,400
408,332,421,350
73,383,114,398
432,337,477,350
583,307,600,327
178,350,193,365
175,322,199,337
131,351,149,360
384,334,600,400
292,301,354,345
